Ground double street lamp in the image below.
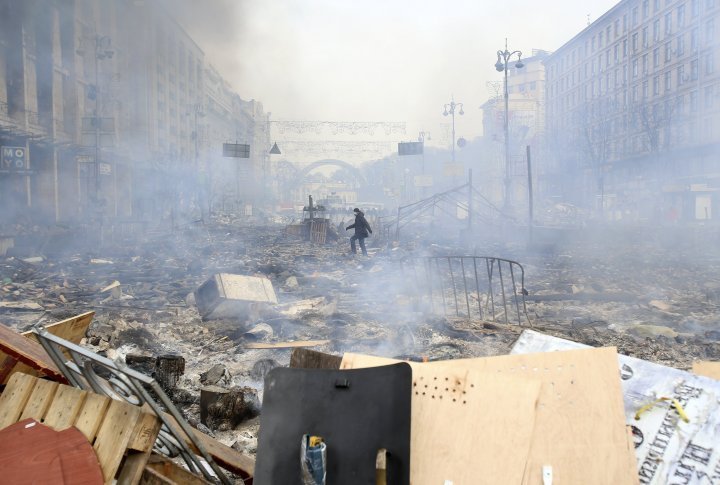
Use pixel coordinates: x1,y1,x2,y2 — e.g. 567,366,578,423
442,97,463,164
495,39,524,211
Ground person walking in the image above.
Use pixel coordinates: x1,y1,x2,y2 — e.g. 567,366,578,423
346,207,372,256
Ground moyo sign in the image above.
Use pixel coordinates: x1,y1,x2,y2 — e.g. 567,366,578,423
1,146,27,170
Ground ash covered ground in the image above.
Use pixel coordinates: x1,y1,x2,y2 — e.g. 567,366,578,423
2,216,719,458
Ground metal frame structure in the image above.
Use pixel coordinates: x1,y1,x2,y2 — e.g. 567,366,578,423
33,328,232,484
402,256,529,325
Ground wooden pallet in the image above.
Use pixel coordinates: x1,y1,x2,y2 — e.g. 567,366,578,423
0,372,161,484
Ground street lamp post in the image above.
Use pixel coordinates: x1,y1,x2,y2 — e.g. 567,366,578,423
495,39,524,211
442,98,464,164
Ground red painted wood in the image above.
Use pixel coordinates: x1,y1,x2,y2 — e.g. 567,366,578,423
0,418,103,484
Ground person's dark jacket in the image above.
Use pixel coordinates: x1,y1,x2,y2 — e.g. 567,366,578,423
346,211,372,238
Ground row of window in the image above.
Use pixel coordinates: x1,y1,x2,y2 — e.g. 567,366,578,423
549,82,717,119
590,0,716,54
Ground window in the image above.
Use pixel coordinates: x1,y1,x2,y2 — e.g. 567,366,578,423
654,47,660,67
592,35,596,51
691,58,699,79
614,19,620,37
665,42,672,61
691,0,699,16
623,14,628,32
606,50,611,67
705,85,715,109
654,20,660,41
643,53,649,72
705,51,715,74
643,80,649,98
690,90,698,111
677,35,685,56
707,18,715,42
633,33,639,51
633,59,639,77
665,12,672,35
677,4,686,26
623,39,628,57
708,0,716,8
665,71,672,90
633,6,639,26
614,44,619,62
654,75,660,94
654,0,660,11
643,27,649,47
643,0,650,17
677,64,685,85
599,32,604,47
691,27,699,50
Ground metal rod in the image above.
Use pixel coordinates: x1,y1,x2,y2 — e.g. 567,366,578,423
460,257,471,318
447,257,459,316
473,257,483,319
486,258,496,321
509,263,522,325
498,261,509,324
437,258,447,316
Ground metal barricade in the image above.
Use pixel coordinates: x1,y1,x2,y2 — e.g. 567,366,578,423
402,256,529,325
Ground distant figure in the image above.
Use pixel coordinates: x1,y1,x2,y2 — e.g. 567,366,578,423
346,207,372,256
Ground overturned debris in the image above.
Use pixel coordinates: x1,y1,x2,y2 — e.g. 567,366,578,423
194,273,278,321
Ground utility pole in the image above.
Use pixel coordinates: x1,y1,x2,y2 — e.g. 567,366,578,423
526,145,534,244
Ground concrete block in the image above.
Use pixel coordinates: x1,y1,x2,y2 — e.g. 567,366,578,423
194,273,278,320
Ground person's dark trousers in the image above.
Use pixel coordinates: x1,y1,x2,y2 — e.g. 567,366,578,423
350,235,368,255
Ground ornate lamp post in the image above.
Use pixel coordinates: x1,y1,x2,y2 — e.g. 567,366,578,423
442,98,464,164
495,39,524,211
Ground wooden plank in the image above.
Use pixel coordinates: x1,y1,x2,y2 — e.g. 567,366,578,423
22,311,95,344
693,360,720,380
74,392,111,442
93,399,143,483
342,347,637,485
0,322,66,383
127,410,162,452
0,372,37,429
289,348,342,369
143,454,213,484
19,378,59,422
43,385,88,430
161,412,255,480
243,339,329,349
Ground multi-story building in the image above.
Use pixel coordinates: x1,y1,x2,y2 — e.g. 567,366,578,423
0,0,269,231
481,50,549,206
545,0,720,221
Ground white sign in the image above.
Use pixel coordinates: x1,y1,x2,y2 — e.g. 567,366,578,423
1,146,27,170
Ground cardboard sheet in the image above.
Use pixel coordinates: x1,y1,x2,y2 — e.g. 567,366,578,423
512,330,720,485
342,346,636,485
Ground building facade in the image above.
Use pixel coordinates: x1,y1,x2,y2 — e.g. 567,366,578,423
545,0,720,222
0,0,270,233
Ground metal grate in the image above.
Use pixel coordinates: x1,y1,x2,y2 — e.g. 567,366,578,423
32,329,233,484
402,256,529,325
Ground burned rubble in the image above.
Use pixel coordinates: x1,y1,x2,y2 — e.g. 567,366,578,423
2,217,719,453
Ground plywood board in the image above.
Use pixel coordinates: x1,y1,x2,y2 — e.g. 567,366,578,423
43,386,88,431
22,311,94,344
342,347,637,485
0,322,65,383
339,355,541,485
513,330,720,485
692,360,720,380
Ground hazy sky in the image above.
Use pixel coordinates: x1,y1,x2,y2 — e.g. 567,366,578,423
172,0,620,146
